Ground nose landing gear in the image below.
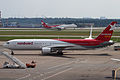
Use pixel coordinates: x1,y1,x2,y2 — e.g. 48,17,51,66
11,51,14,55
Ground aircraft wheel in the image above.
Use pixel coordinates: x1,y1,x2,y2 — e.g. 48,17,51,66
59,52,63,55
11,51,14,55
57,50,63,55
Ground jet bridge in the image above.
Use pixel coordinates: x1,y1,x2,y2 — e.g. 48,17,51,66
0,51,26,69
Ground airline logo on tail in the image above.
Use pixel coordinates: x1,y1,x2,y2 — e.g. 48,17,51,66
110,23,116,30
95,21,117,41
41,20,48,28
41,20,45,25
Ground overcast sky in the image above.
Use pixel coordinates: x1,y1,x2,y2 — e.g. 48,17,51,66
0,0,120,18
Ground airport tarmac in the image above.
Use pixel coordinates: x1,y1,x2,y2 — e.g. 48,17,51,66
0,41,120,80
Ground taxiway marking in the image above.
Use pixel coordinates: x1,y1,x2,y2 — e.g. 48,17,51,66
33,59,87,80
15,74,31,80
48,60,75,69
33,66,71,79
41,68,72,80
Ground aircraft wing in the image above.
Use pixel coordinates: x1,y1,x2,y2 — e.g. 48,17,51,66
45,45,74,49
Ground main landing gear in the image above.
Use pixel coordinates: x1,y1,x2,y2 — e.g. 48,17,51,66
57,50,63,55
11,51,14,55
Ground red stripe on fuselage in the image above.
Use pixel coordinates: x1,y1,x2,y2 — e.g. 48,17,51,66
54,39,104,46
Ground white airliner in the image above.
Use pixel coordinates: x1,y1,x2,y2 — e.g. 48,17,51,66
41,20,77,30
3,22,117,55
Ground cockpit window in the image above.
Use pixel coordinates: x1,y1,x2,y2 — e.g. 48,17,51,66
6,42,9,44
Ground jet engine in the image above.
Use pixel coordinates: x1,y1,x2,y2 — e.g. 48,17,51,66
41,47,51,54
60,27,65,30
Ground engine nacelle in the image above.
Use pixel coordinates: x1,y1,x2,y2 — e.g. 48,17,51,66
60,27,65,30
41,47,51,54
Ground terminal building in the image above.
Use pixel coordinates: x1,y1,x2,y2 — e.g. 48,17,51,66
77,23,94,27
0,11,2,27
3,21,19,28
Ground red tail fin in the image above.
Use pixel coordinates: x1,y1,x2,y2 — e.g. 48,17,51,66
95,21,117,41
41,20,49,28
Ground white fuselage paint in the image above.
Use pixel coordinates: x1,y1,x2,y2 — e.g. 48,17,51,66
3,39,86,50
58,24,77,28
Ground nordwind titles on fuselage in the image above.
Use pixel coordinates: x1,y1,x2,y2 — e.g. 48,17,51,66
3,21,117,55
17,42,33,45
